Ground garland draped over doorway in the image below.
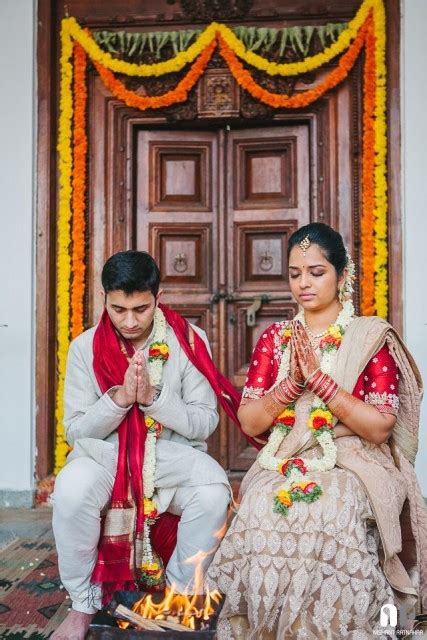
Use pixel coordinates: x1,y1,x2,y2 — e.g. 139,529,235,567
55,0,387,472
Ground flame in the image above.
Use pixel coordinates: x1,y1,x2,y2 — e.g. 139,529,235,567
129,546,222,629
131,584,222,630
125,520,226,630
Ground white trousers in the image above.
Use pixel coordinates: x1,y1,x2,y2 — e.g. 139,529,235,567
52,456,230,614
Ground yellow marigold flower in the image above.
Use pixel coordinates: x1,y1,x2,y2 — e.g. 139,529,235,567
158,344,169,355
328,325,342,338
144,498,156,514
293,481,312,491
145,416,155,428
142,562,159,571
310,408,330,419
277,408,294,419
277,490,292,507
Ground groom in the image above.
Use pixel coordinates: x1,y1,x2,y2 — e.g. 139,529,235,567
51,250,236,640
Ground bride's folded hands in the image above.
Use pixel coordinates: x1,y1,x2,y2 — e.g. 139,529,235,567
292,320,396,445
291,321,320,381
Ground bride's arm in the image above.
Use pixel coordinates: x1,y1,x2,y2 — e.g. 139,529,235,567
297,339,398,445
239,381,300,437
327,346,398,445
238,324,304,438
293,323,399,446
327,390,396,445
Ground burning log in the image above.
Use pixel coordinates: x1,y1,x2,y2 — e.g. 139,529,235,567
114,605,165,632
114,604,190,632
154,620,193,632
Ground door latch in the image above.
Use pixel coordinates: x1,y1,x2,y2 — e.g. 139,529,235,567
246,298,262,327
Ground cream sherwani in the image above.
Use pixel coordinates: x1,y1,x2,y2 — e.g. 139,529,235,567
52,321,231,614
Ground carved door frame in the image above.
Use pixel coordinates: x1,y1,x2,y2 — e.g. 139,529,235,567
35,0,402,478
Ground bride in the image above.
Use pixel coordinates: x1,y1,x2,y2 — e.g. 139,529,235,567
206,222,427,639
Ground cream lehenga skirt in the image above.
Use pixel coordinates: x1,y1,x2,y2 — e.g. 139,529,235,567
206,454,400,640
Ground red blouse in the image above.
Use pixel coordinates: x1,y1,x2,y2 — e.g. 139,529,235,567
242,322,399,416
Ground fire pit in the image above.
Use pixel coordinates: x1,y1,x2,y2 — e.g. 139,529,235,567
87,588,224,639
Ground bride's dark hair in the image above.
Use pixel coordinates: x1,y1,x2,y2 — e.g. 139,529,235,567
288,222,347,276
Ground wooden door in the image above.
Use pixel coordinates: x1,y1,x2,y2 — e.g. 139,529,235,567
135,125,309,470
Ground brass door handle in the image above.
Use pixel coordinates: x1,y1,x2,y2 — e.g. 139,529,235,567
173,253,188,273
259,251,273,272
246,298,262,327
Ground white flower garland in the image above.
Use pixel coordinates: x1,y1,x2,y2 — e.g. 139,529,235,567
140,306,168,575
259,299,355,484
148,307,167,386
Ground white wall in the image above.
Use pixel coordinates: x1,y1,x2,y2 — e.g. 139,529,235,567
0,0,35,501
402,0,427,495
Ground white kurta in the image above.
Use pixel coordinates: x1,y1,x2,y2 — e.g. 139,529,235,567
63,322,230,511
53,320,231,613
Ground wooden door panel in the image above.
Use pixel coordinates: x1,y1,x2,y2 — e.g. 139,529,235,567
234,220,298,293
231,302,297,387
233,129,309,213
149,223,212,293
169,304,211,336
226,125,310,470
228,302,297,470
235,139,298,210
148,142,212,212
136,131,217,252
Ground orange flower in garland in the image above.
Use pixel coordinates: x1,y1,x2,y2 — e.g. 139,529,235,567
217,15,370,110
94,40,216,111
70,42,88,339
360,20,376,315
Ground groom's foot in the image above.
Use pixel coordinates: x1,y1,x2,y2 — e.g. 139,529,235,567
51,609,95,640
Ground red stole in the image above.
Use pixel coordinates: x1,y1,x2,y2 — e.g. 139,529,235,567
90,305,260,598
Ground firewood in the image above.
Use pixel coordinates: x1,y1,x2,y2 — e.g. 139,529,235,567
156,618,191,631
114,604,165,632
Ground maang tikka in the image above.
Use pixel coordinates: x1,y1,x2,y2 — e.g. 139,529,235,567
299,236,311,255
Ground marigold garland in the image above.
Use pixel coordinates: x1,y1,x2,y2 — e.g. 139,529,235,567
214,3,372,77
90,18,368,113
54,1,390,471
217,22,368,109
71,43,88,339
55,22,74,474
62,0,376,79
361,20,377,315
93,40,216,111
372,0,388,318
65,15,217,77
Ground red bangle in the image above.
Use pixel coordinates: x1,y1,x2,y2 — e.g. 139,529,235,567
307,371,339,404
323,384,339,404
273,376,304,405
307,370,326,394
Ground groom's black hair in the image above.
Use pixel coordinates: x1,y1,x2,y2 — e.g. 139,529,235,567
102,250,161,297
287,222,347,276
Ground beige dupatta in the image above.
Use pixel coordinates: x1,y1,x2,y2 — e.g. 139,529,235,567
244,316,427,614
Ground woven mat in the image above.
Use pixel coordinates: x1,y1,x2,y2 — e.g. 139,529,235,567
0,530,69,638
